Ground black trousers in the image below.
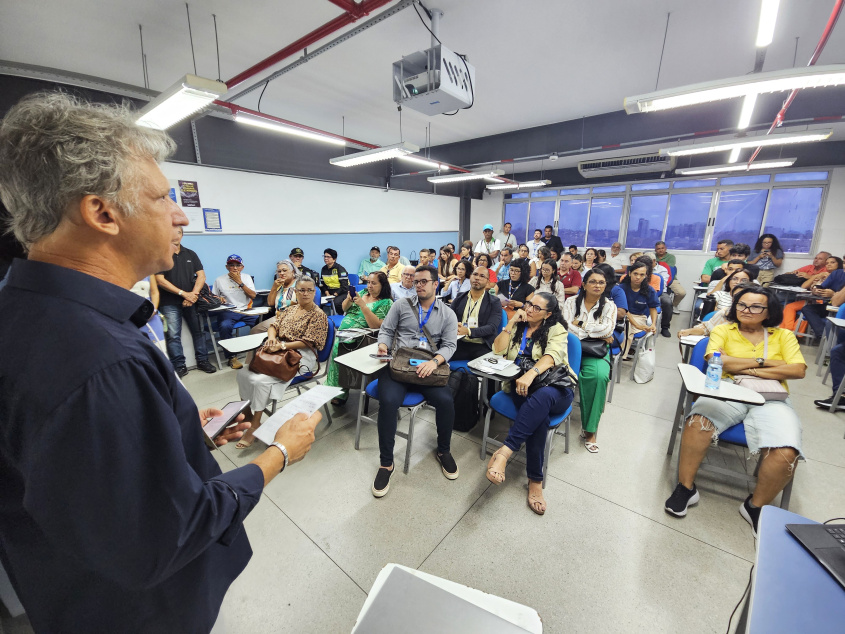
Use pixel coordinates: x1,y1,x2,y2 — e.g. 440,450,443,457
451,341,491,361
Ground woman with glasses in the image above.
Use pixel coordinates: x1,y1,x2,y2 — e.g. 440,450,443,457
528,258,566,305
707,268,755,313
563,269,617,453
443,260,473,303
781,255,843,331
474,252,498,287
665,286,806,536
678,280,752,338
498,257,532,316
486,292,575,515
268,258,299,313
517,243,538,278
235,276,328,448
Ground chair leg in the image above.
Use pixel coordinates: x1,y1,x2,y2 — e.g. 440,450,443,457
322,403,333,429
542,427,554,489
480,404,494,460
831,374,845,415
363,395,370,415
564,415,570,454
780,476,794,510
404,407,417,474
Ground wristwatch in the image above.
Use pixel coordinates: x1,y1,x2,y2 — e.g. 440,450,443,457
238,283,244,288
532,367,541,375
270,442,289,472
178,290,183,297
755,357,764,366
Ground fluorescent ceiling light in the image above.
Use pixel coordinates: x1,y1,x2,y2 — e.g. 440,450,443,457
136,74,228,130
330,142,419,167
398,155,451,170
428,169,505,184
659,129,832,157
623,65,845,114
676,158,796,175
728,147,742,164
235,112,346,146
486,180,552,191
756,0,781,47
737,93,757,130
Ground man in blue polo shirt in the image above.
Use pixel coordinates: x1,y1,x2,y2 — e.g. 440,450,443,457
801,267,845,337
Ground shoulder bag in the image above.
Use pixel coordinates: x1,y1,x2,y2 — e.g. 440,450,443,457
513,328,575,394
195,284,224,313
388,300,450,387
732,331,788,401
249,316,320,382
580,338,609,359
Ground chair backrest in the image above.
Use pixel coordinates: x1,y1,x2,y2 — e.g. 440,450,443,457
658,276,665,296
348,273,359,286
837,305,845,319
566,332,582,375
689,337,711,372
316,319,335,362
669,266,677,285
702,311,716,322
313,287,322,306
499,308,508,334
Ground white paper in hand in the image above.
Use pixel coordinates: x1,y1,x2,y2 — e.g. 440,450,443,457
253,385,343,445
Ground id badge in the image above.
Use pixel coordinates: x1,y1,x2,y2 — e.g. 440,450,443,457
418,337,429,350
467,316,478,329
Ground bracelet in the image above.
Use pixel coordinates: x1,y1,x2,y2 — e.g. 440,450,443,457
504,329,512,335
270,442,289,472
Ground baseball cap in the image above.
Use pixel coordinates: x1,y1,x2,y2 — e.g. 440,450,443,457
226,254,243,264
483,224,494,231
370,246,381,252
289,248,304,257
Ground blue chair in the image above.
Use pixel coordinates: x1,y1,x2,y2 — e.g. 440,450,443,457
329,314,344,330
702,311,716,322
817,304,845,379
348,273,359,287
265,320,335,429
480,333,582,488
355,379,426,474
674,337,795,509
448,308,508,372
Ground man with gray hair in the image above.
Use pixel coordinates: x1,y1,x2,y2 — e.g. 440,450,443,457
0,93,320,632
391,265,418,300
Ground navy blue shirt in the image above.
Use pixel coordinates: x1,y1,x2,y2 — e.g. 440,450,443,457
822,269,845,292
621,283,659,316
0,259,264,633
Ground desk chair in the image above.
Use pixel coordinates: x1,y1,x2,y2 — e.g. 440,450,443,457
447,308,508,373
265,320,336,429
815,305,845,377
676,338,795,509
348,273,359,287
480,333,582,488
329,314,345,330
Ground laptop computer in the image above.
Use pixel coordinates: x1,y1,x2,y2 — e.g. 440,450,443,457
786,523,845,590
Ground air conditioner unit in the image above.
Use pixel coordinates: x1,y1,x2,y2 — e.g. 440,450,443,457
578,153,675,178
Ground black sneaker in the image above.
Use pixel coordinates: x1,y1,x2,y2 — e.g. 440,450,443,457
196,360,217,374
436,452,459,480
660,328,672,338
664,482,700,517
176,366,188,379
372,465,393,498
814,397,845,411
740,495,761,537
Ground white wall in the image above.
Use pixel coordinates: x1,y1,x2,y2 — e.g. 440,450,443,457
471,191,505,239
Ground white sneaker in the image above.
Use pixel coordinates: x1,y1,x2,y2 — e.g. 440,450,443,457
673,307,681,314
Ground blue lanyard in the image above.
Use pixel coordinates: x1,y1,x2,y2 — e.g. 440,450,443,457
517,327,530,356
417,301,434,336
508,281,518,299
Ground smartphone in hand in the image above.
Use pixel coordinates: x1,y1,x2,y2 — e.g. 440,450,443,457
203,400,250,441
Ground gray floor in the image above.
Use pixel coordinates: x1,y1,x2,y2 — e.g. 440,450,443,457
3,315,844,633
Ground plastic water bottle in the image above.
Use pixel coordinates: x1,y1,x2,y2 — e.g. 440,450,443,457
704,352,723,390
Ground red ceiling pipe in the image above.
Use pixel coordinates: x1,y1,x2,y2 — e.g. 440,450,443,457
225,0,394,90
747,0,843,166
326,0,366,16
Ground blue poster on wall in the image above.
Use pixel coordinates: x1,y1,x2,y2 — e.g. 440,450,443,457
203,208,222,232
168,187,177,203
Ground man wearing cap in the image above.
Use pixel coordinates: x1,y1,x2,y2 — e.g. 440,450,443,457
358,246,385,283
475,224,501,261
380,245,404,285
319,248,351,313
289,247,318,281
212,255,259,369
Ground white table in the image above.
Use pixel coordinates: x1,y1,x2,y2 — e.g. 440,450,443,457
679,334,705,363
667,363,765,456
688,284,709,328
204,306,270,368
827,304,839,313
218,332,267,354
332,342,389,449
466,355,520,458
816,316,845,378
352,563,542,634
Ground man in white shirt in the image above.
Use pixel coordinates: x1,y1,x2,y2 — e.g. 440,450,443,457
606,242,629,274
496,222,518,251
475,224,501,261
390,266,417,300
528,229,544,259
212,254,259,368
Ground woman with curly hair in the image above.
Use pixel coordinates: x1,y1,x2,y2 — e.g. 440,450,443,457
749,234,784,286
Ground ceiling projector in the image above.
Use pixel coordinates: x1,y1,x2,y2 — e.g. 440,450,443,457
392,44,475,116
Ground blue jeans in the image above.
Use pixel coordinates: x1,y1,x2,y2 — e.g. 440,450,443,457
159,304,209,369
830,343,845,398
506,386,574,481
216,312,260,358
800,303,828,338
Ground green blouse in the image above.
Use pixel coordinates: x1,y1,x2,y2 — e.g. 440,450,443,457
339,290,393,332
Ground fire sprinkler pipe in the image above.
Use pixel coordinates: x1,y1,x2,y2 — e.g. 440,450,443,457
747,0,843,167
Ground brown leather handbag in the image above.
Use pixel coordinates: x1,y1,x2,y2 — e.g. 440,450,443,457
249,341,318,382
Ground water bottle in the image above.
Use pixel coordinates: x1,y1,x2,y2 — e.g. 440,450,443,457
704,352,723,390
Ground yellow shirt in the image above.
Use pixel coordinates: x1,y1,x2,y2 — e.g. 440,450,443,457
381,262,404,285
706,323,805,390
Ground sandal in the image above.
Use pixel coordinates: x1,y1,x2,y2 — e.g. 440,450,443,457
527,484,546,515
236,431,258,449
585,442,599,454
486,449,508,485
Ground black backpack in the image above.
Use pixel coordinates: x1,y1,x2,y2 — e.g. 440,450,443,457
195,284,224,313
448,368,480,432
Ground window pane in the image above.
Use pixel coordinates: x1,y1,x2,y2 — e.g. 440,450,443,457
507,192,529,199
774,171,828,182
764,187,823,253
531,190,557,198
631,182,670,191
558,199,589,248
561,187,590,196
713,189,768,248
674,178,717,189
592,185,626,194
720,175,770,185
504,203,528,244
586,197,624,247
664,192,713,250
528,201,556,242
627,195,668,249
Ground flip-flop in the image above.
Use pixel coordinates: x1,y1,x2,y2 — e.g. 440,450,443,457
527,491,546,515
585,442,599,454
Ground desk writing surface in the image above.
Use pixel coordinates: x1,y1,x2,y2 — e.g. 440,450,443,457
677,364,765,405
827,316,845,328
828,305,839,313
748,506,845,633
218,333,266,354
332,342,387,375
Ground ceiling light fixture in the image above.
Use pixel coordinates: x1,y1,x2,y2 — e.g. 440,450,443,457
486,180,552,191
659,129,832,157
737,93,758,130
756,0,781,47
623,64,845,114
676,158,796,175
728,147,742,164
136,74,228,130
234,112,347,146
428,169,506,184
330,142,420,167
398,155,451,171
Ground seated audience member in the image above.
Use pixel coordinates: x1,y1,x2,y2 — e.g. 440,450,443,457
518,243,538,277
498,222,518,251
458,240,474,262
532,246,550,279
567,245,578,257
372,265,458,497
447,242,458,259
212,254,260,369
593,263,627,320
571,254,584,273
130,275,166,353
749,234,784,286
417,248,433,267
710,243,754,283
268,259,299,314
620,260,659,356
678,280,752,338
654,240,686,312
236,276,328,448
583,248,598,270
786,251,830,280
289,247,318,280
596,249,607,264
486,292,575,515
540,225,564,256
493,246,514,280
528,229,544,259
549,247,561,262
700,239,733,284
665,286,805,535
564,269,616,453
437,245,457,286
443,260,473,302
474,252,498,287
707,259,746,292
319,248,350,313
380,245,404,285
814,281,845,411
451,266,502,360
529,258,567,305
782,255,841,330
637,253,673,337
358,246,386,283
326,271,393,405
497,257,533,315
707,268,755,314
607,242,628,274
800,257,845,337
557,253,582,299
475,224,501,261
391,265,418,301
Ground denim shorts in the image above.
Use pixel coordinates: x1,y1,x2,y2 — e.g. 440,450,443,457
688,384,802,456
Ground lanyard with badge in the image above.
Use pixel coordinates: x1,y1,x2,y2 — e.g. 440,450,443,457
417,301,434,349
465,296,480,330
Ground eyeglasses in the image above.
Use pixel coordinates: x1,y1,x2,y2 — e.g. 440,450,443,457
524,301,548,313
586,279,606,286
401,273,415,278
295,288,315,293
736,302,767,314
414,279,435,286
